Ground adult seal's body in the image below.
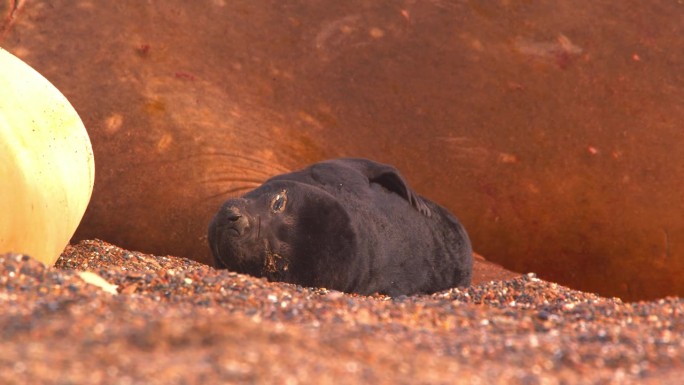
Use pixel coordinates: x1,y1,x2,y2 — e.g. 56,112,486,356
208,158,472,296
7,1,684,299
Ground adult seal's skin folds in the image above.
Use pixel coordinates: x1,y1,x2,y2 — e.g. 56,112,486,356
208,158,473,296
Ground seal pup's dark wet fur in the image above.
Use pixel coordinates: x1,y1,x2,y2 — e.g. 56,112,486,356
208,158,472,296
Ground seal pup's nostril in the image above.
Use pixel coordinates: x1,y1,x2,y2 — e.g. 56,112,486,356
219,205,250,237
224,206,242,221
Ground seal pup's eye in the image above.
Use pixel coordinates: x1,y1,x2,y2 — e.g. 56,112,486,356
271,190,287,213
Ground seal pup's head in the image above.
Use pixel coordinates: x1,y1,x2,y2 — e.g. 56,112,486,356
208,179,355,286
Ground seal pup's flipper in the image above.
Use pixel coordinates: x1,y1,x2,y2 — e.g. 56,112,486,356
334,158,432,217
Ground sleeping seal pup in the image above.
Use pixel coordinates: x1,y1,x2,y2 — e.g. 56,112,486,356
208,158,472,296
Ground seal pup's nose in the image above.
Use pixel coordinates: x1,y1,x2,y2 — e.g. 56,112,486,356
218,205,250,237
225,206,242,222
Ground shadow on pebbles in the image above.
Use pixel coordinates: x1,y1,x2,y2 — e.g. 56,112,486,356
0,239,683,384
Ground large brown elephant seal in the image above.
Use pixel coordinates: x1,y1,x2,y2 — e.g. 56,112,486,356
209,158,472,296
3,0,684,301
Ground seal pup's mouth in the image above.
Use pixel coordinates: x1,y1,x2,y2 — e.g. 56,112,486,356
263,252,289,273
262,250,290,280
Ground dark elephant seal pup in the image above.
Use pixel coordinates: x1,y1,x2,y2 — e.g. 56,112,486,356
208,158,472,296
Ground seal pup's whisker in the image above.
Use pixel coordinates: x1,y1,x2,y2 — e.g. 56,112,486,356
257,215,261,240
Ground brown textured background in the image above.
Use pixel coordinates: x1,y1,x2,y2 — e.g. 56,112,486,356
2,1,684,294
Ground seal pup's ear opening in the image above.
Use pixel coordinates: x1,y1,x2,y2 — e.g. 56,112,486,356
337,158,432,217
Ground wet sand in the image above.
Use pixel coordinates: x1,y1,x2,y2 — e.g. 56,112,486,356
1,239,683,384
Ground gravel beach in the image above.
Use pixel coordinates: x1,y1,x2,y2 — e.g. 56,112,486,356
1,239,683,384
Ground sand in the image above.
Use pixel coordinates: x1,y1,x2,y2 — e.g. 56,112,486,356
0,239,683,384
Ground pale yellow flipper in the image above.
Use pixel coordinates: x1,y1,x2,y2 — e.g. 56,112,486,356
0,48,94,266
